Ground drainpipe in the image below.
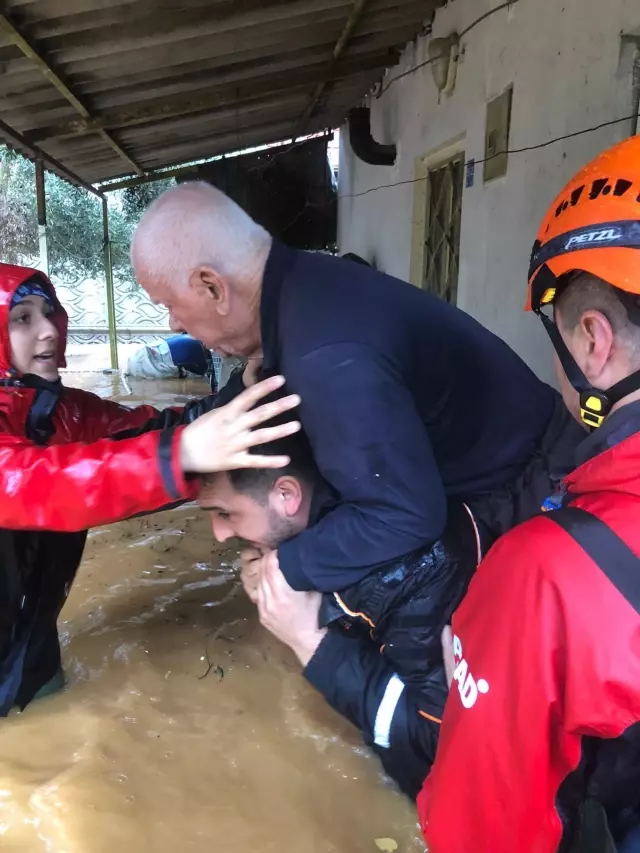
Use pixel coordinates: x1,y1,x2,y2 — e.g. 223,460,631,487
347,106,397,166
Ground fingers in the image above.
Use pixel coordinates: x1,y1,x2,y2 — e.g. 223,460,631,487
181,374,303,474
240,563,260,604
241,395,302,430
243,575,260,604
233,453,291,469
255,554,279,603
256,569,270,618
240,558,260,578
261,556,281,591
228,376,290,414
240,546,262,563
243,576,259,604
244,420,301,447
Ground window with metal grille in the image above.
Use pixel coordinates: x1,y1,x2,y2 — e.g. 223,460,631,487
423,153,464,304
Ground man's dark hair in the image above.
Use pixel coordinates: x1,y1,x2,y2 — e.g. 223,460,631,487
200,399,318,504
556,272,640,362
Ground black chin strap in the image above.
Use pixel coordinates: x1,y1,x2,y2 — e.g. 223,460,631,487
533,262,640,430
538,311,640,429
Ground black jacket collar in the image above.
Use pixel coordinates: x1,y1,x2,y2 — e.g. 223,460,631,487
574,400,640,469
308,477,339,527
260,240,296,374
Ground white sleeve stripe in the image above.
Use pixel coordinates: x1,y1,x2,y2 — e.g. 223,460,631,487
373,673,405,749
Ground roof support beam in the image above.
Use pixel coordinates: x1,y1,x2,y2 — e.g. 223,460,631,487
26,52,385,144
0,11,143,175
99,132,333,192
295,0,370,136
0,117,103,197
101,161,214,192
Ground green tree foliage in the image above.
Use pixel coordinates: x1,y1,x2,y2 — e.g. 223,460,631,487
0,149,35,265
0,147,172,281
121,181,172,222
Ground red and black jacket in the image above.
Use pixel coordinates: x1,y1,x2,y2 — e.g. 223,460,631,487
0,263,219,714
418,403,640,851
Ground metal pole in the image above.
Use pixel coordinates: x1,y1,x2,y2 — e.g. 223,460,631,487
35,158,49,276
632,49,640,137
102,196,119,370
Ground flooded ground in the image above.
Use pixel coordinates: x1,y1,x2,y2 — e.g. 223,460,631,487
0,372,423,853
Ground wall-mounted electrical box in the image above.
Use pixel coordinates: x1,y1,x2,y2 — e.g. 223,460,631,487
483,85,513,183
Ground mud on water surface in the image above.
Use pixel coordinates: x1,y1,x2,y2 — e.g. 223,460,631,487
0,373,423,853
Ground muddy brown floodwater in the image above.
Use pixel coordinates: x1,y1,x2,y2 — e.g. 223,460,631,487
0,372,424,853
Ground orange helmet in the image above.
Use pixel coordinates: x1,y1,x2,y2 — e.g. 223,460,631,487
527,134,640,313
527,135,640,429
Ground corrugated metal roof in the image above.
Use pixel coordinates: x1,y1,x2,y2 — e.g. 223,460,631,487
0,0,442,189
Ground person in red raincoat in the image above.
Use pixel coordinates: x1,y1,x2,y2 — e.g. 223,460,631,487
418,136,640,852
0,262,300,716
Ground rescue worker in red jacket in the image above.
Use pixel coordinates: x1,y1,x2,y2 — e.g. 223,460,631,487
418,136,640,852
0,262,300,715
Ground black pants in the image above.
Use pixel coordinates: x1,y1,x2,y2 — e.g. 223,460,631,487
310,501,481,797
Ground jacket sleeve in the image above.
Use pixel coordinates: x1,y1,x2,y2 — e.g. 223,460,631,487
78,366,246,441
305,629,409,744
75,393,214,441
304,627,444,799
277,342,445,591
417,516,635,853
0,424,189,532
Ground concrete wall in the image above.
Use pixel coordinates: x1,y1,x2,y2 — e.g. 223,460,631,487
337,0,640,384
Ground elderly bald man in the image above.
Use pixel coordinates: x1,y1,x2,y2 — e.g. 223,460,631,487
132,181,581,794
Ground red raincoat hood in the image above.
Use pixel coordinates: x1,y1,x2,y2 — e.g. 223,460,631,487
0,263,68,377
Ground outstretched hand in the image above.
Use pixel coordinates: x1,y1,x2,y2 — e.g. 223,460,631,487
179,375,300,473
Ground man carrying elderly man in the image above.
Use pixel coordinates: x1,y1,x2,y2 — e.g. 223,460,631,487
131,180,581,795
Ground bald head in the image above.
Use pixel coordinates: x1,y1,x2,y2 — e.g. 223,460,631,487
132,181,271,287
131,182,272,356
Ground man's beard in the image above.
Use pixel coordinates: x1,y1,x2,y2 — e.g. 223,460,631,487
259,507,302,551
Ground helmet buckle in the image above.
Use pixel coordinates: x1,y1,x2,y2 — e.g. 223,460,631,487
579,390,610,429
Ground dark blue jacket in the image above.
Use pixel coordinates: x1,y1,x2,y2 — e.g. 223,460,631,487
261,243,557,592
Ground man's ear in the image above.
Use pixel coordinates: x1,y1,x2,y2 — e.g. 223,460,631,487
272,476,303,517
579,309,615,384
189,265,229,316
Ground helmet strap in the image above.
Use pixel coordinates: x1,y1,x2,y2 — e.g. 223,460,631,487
538,310,640,429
